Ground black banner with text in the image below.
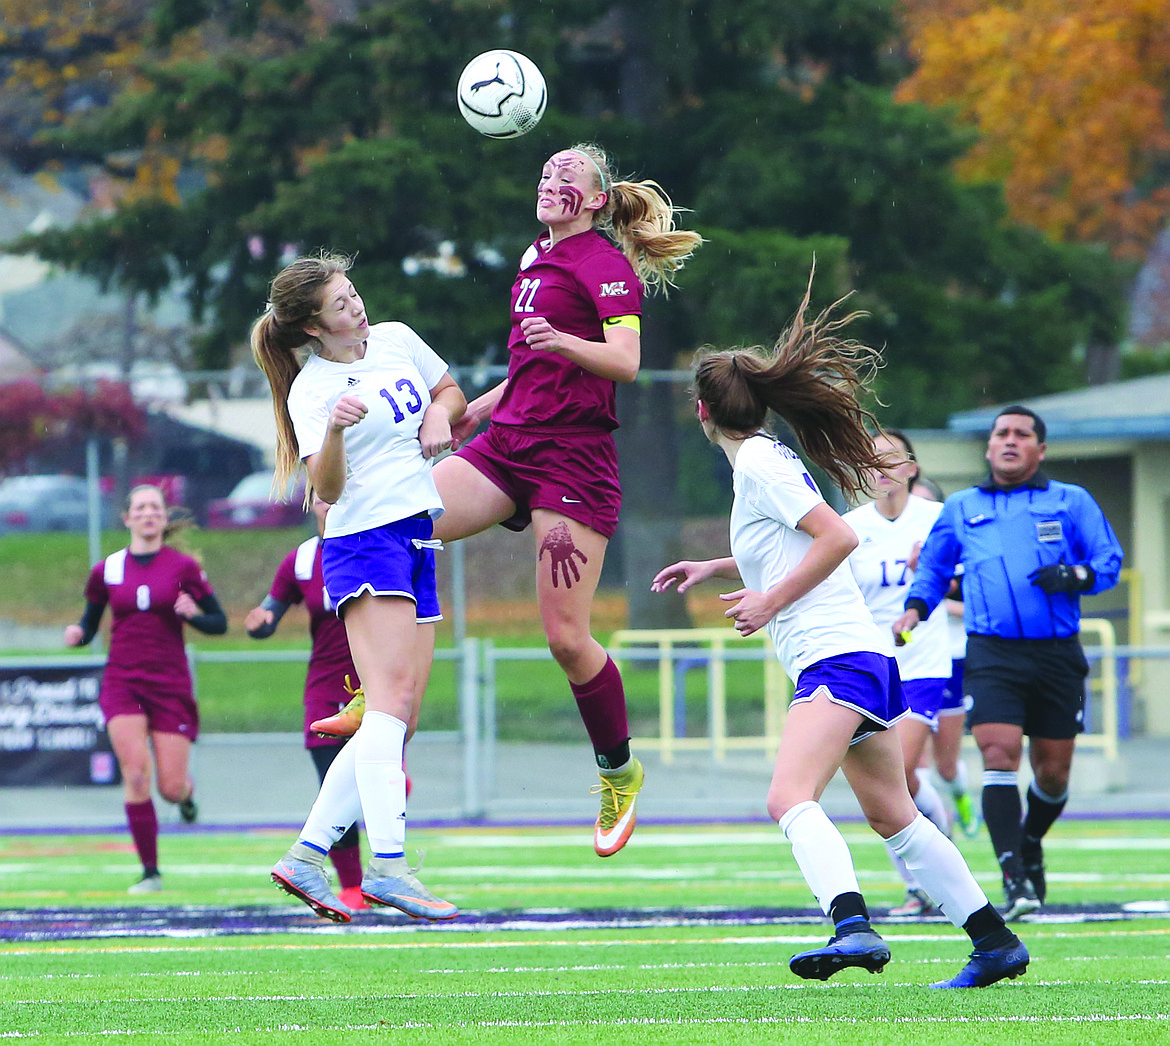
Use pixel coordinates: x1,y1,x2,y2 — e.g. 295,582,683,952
0,662,119,787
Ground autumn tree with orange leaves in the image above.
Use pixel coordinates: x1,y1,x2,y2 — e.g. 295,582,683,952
7,0,1131,425
0,0,319,198
897,0,1170,259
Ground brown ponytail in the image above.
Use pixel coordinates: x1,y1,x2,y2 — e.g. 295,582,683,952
250,253,352,492
692,264,890,499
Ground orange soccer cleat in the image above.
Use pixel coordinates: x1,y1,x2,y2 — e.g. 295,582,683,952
337,885,369,911
591,757,645,857
311,675,366,738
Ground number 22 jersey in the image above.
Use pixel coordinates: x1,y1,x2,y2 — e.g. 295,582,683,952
492,229,642,432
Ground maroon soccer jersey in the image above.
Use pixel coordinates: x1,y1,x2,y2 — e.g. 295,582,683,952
492,229,642,431
84,546,214,692
269,537,359,748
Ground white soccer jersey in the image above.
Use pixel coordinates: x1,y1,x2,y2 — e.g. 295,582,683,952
947,609,967,661
729,435,891,681
287,322,449,538
843,497,951,681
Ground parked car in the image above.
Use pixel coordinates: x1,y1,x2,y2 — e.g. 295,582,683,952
205,471,308,529
0,475,114,536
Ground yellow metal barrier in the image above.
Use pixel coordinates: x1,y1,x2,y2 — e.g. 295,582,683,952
608,628,791,764
615,621,1120,766
1120,567,1140,690
1077,618,1119,761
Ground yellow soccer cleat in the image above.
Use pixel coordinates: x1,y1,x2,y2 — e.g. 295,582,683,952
310,675,366,738
953,791,982,838
591,757,645,857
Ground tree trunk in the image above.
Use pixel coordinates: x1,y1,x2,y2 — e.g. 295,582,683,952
611,0,691,631
114,292,138,509
615,305,691,632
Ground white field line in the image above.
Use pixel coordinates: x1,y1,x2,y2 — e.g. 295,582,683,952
9,829,1170,855
3,938,1169,1035
4,924,1170,958
2,1013,1170,1039
3,863,1169,888
378,829,1170,850
0,954,1165,987
6,977,1170,1005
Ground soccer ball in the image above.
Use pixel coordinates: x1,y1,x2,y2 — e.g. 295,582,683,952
456,50,547,139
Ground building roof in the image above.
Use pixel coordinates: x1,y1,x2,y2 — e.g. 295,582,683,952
160,398,278,466
0,328,40,379
0,160,190,351
948,372,1170,440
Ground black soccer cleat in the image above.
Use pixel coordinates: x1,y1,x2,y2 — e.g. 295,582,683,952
1020,837,1047,904
1002,873,1041,921
789,930,891,981
930,939,1030,988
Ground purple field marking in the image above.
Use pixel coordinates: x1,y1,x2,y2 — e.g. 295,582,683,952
4,808,1170,838
0,902,1162,943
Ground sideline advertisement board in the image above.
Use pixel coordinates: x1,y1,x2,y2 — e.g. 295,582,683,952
0,660,119,786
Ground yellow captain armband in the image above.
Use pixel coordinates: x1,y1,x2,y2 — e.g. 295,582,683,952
603,314,641,334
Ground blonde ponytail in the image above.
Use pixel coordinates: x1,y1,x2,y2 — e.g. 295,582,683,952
570,143,703,293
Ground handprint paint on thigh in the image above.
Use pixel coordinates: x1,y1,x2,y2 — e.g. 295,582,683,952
539,520,588,589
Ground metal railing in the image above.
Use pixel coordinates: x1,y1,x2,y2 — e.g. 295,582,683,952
1078,618,1119,759
0,624,1145,819
607,628,790,763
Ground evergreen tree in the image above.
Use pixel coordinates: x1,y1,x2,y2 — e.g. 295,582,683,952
4,1,1128,531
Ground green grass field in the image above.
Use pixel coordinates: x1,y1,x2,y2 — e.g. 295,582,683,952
1,527,779,738
0,528,314,626
188,637,773,738
2,819,1169,1044
4,533,1168,1041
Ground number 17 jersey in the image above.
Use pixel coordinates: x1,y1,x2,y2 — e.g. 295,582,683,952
844,497,950,681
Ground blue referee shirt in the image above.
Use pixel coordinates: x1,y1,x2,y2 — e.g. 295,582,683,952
905,471,1123,640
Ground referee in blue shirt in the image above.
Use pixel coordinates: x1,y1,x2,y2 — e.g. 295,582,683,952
894,406,1123,921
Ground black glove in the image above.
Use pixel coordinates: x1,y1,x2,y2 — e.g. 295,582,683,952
1028,562,1093,594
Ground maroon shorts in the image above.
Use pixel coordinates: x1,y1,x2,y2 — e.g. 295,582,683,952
455,423,622,539
100,675,199,742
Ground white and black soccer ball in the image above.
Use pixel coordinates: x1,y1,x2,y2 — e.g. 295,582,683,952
456,49,547,139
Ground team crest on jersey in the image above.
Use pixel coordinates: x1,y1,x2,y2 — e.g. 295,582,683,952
598,281,628,297
1036,520,1063,543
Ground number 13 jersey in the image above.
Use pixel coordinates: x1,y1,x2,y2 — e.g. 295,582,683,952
288,322,450,538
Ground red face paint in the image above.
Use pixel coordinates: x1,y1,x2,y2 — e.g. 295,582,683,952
550,153,587,174
558,186,584,216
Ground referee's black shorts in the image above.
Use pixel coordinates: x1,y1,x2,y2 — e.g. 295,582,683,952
964,634,1089,739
